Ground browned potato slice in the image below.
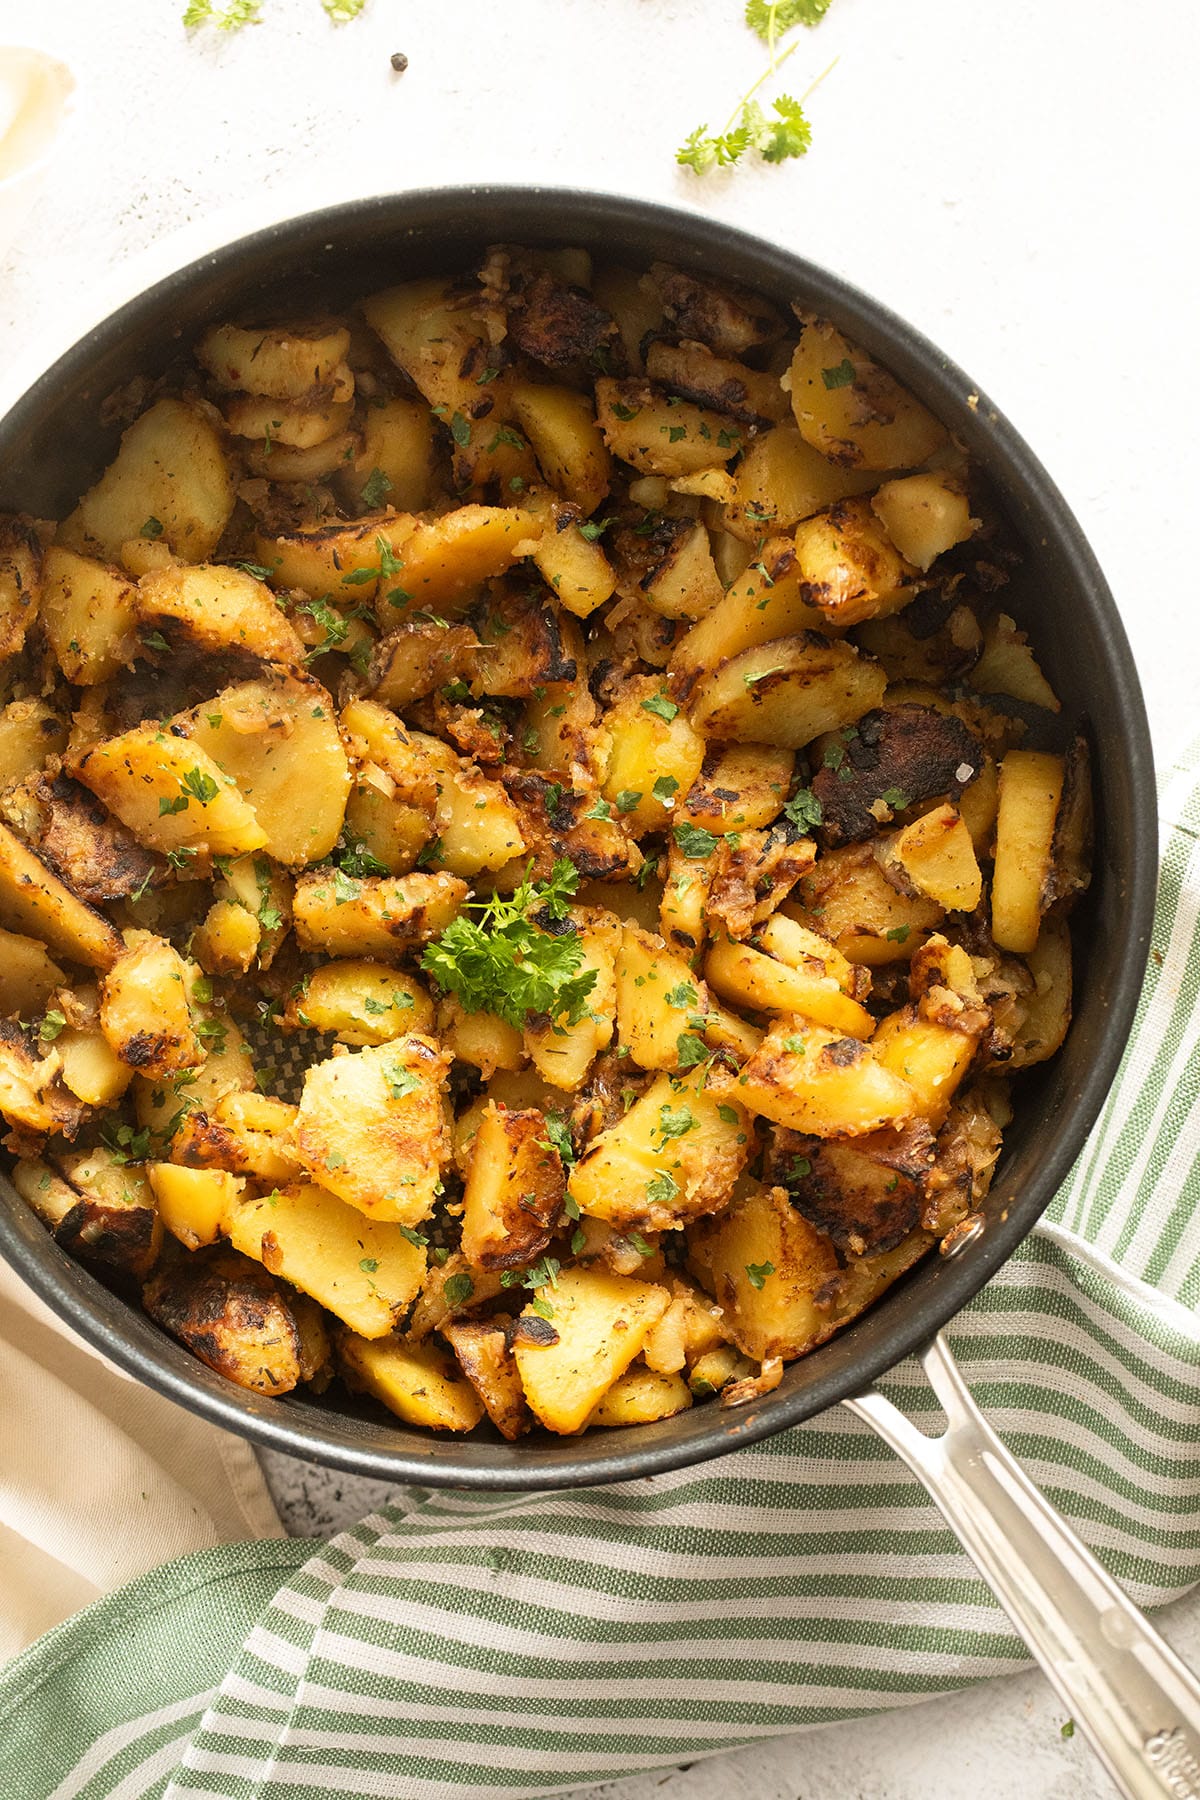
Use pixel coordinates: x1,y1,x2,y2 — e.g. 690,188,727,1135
870,471,977,572
688,633,887,748
1043,735,1093,910
460,1102,565,1270
600,676,706,836
470,592,577,699
180,672,349,866
338,396,437,514
285,961,433,1045
408,1252,506,1342
705,934,874,1039
61,399,235,563
769,1123,934,1258
0,927,65,1017
230,1182,426,1338
588,1364,693,1426
510,383,611,512
739,1017,915,1136
39,547,138,684
512,1264,671,1434
640,1274,728,1373
253,516,396,601
148,1163,245,1250
372,506,543,625
292,869,466,961
678,744,792,835
878,803,983,913
290,1034,450,1227
72,727,266,860
196,320,352,398
0,698,69,789
1008,912,1072,1069
787,318,946,470
192,899,260,976
521,489,617,620
668,540,831,697
1,772,164,905
649,263,786,356
991,749,1065,953
595,378,744,478
444,1318,530,1441
791,498,917,629
725,424,881,541
969,614,1061,712
644,338,789,426
688,1180,930,1360
0,821,123,969
222,392,353,449
591,264,663,369
569,1066,750,1231
338,1332,485,1432
99,931,202,1078
0,1021,79,1133
438,998,526,1077
144,1246,327,1395
638,519,723,623
53,1146,162,1279
365,621,479,711
133,564,305,667
613,924,711,1072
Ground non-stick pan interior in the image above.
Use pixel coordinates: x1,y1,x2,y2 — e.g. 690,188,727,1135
0,188,1157,1486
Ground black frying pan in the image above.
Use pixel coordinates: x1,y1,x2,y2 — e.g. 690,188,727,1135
1,190,1189,1798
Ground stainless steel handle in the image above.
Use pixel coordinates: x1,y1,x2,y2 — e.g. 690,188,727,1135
845,1333,1200,1800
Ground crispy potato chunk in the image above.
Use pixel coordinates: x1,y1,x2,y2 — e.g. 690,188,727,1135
148,1163,245,1250
511,383,611,513
521,489,617,620
1,772,164,905
99,931,202,1077
725,424,880,541
871,471,977,572
569,1066,751,1231
144,1244,329,1396
649,263,786,357
338,1332,485,1432
688,632,887,748
513,1265,671,1435
595,378,744,478
0,927,65,1018
0,821,123,970
588,1364,693,1426
339,396,437,514
787,318,946,470
290,1035,451,1226
40,547,139,685
523,907,620,1090
871,1005,978,1129
460,1102,566,1270
991,749,1065,953
52,1146,162,1278
61,399,235,563
230,1182,426,1338
878,803,983,914
181,671,350,866
444,1318,530,1441
969,613,1061,712
679,742,793,833
705,933,874,1040
613,924,711,1072
689,1181,931,1361
197,320,352,398
72,727,267,860
601,676,706,837
789,844,943,966
133,564,305,667
0,698,69,790
292,869,466,961
739,1017,915,1136
372,506,543,625
791,498,917,629
285,960,434,1044
668,537,827,697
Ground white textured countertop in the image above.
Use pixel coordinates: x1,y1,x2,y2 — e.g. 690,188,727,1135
3,0,1198,1794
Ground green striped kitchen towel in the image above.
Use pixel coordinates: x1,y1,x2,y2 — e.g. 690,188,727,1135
2,736,1199,1800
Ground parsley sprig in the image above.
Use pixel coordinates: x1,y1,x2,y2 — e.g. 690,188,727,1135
677,1,835,175
420,860,597,1031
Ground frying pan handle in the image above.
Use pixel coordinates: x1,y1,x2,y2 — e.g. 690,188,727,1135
845,1332,1200,1800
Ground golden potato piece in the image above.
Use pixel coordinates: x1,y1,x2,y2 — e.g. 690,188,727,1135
523,908,620,1090
196,320,352,398
284,960,434,1045
182,672,350,866
689,1181,931,1361
725,423,880,542
338,1332,485,1432
292,869,466,961
230,1182,426,1338
588,1364,692,1426
595,378,743,478
0,698,69,791
569,1066,750,1231
0,821,123,970
99,931,202,1078
688,632,887,748
613,924,711,1073
72,728,266,860
870,471,977,572
372,505,542,625
510,382,611,513
148,1162,245,1250
133,564,305,667
144,1245,327,1396
879,803,983,914
791,498,916,629
787,318,946,470
339,396,437,514
290,1035,451,1227
668,537,827,697
40,547,139,685
52,1147,162,1279
460,1102,565,1271
444,1318,529,1441
991,749,1065,953
512,1264,671,1435
705,934,874,1040
61,398,235,563
0,927,65,1018
600,677,706,837
739,1017,915,1137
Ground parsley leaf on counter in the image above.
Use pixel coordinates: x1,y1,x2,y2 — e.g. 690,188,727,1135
420,858,597,1031
677,0,833,176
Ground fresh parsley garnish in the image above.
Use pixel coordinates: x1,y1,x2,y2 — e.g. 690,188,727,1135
820,357,856,389
745,1260,775,1289
360,467,393,508
443,1272,475,1306
674,822,720,859
677,1,832,175
784,786,823,831
641,691,679,723
420,858,597,1030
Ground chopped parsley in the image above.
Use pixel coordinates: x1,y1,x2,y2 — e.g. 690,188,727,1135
745,1260,775,1289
